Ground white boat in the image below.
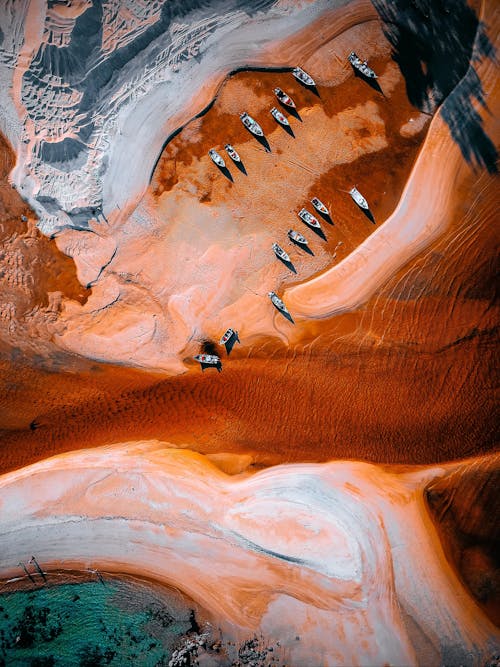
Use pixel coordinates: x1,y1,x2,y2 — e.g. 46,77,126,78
292,66,315,87
240,112,264,136
288,229,308,246
349,186,369,210
268,291,293,320
208,149,225,168
224,144,241,162
298,207,321,229
270,107,290,126
348,51,378,79
219,328,237,345
273,87,296,108
272,242,291,263
194,353,221,369
311,197,329,215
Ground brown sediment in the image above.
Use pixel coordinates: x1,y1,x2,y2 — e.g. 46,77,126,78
0,4,498,476
425,453,500,627
152,42,428,266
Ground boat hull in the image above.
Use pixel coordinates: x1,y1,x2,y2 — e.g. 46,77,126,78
240,113,264,137
293,67,315,86
225,146,241,162
311,199,329,215
209,150,225,168
298,209,321,228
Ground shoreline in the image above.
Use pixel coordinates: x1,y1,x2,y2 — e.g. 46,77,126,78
0,444,498,664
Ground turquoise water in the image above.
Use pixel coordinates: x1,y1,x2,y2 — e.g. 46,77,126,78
0,578,195,666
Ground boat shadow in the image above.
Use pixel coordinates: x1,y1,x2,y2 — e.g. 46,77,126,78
201,362,222,372
274,306,295,324
217,164,233,181
277,256,297,273
296,79,320,97
224,332,240,355
317,210,334,225
361,207,376,224
308,225,327,240
243,127,271,152
285,106,302,122
290,239,314,256
282,124,295,138
351,67,384,95
234,160,247,175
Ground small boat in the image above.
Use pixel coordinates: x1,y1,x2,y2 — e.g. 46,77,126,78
274,88,296,108
288,229,309,246
272,242,291,263
268,291,293,321
224,144,241,162
298,207,321,229
208,149,225,168
292,66,315,87
311,197,329,216
348,51,378,79
349,186,369,210
240,112,264,136
270,107,290,126
219,328,238,345
194,353,222,371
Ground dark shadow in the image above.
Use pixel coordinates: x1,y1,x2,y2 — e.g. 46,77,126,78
234,160,247,175
278,257,297,273
200,362,222,372
285,106,302,122
317,210,333,225
217,164,233,181
296,79,320,97
351,67,384,95
224,332,240,355
290,239,314,255
288,107,303,123
361,207,375,224
282,124,295,138
307,225,327,240
29,420,41,431
372,0,497,173
254,133,271,152
273,306,294,324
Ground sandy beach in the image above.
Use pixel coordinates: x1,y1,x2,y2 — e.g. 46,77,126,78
1,443,498,665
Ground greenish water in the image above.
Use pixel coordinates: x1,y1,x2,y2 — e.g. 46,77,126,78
0,578,195,666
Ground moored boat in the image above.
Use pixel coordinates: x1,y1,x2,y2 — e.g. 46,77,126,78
349,186,369,210
224,144,241,162
298,207,321,229
240,112,264,136
208,149,225,168
292,66,315,87
348,51,378,79
311,197,329,215
273,87,296,108
272,242,291,263
288,229,309,246
194,353,222,371
270,107,290,126
268,291,293,321
219,328,237,345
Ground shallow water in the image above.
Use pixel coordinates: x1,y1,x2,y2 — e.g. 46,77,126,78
0,578,194,666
